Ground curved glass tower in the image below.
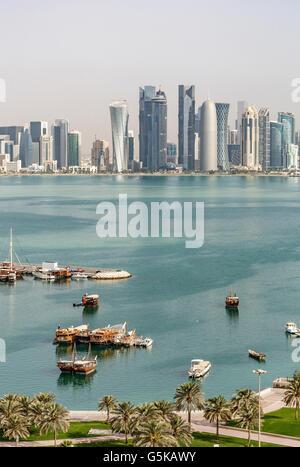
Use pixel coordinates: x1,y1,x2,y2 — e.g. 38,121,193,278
199,99,218,172
270,121,283,168
110,100,129,173
216,103,230,171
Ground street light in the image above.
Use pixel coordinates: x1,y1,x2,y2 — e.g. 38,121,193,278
253,369,267,448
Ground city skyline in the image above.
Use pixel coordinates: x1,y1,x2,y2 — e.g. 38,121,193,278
1,0,300,153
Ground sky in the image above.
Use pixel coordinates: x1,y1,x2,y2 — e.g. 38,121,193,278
1,0,300,153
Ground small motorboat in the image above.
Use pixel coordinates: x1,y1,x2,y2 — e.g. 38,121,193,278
72,273,88,280
135,337,153,348
285,323,299,335
248,349,266,361
188,359,211,379
33,270,56,281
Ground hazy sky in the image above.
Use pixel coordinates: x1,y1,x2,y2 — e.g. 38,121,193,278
1,0,300,153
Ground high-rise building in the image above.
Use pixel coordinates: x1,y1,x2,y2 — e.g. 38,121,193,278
228,144,241,166
52,119,69,169
128,131,135,161
110,100,129,173
148,88,167,170
167,142,177,165
236,101,248,143
278,112,295,166
19,129,33,168
199,99,218,172
270,121,283,168
228,129,238,145
91,139,110,171
0,126,24,145
40,135,53,165
30,121,48,142
139,86,156,168
68,131,81,166
178,85,195,170
286,144,299,169
195,107,201,135
216,103,230,171
258,108,270,171
241,106,259,169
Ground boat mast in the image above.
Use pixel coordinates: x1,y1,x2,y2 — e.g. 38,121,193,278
10,228,13,269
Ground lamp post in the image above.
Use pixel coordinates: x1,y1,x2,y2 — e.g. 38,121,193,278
253,369,267,448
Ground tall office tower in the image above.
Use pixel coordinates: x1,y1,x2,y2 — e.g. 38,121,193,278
0,126,24,144
178,85,195,170
195,107,201,135
236,101,248,143
52,119,69,169
228,145,241,166
286,144,299,169
216,103,230,171
110,100,129,173
40,135,53,165
270,121,283,168
128,131,135,161
194,133,200,170
149,88,168,170
32,142,40,164
228,129,238,145
278,112,295,166
258,108,270,171
241,106,259,169
67,131,81,166
30,121,48,142
139,86,156,168
91,139,110,171
167,142,177,165
199,99,218,172
19,129,33,168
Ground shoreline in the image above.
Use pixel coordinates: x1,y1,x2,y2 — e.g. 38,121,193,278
0,172,297,178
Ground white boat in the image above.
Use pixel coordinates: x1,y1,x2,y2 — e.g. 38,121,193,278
33,271,56,281
134,337,153,348
189,359,211,379
72,273,88,280
285,323,299,335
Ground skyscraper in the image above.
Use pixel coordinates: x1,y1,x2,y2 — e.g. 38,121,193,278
178,85,195,170
199,99,218,172
91,139,110,171
52,119,69,169
30,121,48,142
110,100,129,173
68,131,81,166
237,101,248,143
241,106,259,169
139,86,156,169
270,121,283,168
148,88,167,170
216,103,230,171
19,129,33,168
39,135,53,165
128,131,135,161
258,108,270,171
278,112,295,166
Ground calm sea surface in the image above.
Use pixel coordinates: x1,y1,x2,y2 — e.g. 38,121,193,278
0,175,300,409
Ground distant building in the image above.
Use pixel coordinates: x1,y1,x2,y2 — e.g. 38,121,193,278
216,103,230,171
52,119,69,169
19,129,33,168
199,99,218,172
68,131,81,166
228,144,241,166
258,108,270,171
167,142,177,165
178,85,195,170
30,121,48,142
0,126,24,145
128,131,135,161
110,100,129,172
40,135,53,165
278,112,295,166
91,139,110,171
228,129,238,145
139,86,156,168
286,144,298,169
236,101,248,144
241,106,259,169
270,121,283,168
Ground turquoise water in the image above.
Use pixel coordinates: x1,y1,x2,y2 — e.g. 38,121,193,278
0,175,300,409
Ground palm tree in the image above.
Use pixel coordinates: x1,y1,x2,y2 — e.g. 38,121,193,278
37,403,70,447
153,400,176,423
0,394,23,427
174,382,205,425
110,401,136,444
2,414,30,447
204,396,232,440
130,403,158,435
134,420,178,448
17,395,33,418
169,414,193,447
231,388,258,416
235,404,260,447
283,378,300,420
29,400,47,430
34,392,56,404
98,395,117,423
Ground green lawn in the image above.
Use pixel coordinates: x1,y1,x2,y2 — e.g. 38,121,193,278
0,421,110,442
262,408,300,438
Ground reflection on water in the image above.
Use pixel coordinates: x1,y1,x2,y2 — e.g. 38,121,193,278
55,342,144,362
82,306,99,317
57,372,96,387
226,308,240,324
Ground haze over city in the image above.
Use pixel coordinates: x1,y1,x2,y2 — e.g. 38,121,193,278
1,0,300,153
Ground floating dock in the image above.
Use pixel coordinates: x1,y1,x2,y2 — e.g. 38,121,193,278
10,262,132,281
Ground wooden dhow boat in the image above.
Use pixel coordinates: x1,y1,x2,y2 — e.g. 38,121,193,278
225,286,239,309
55,324,89,344
248,349,266,362
57,343,97,375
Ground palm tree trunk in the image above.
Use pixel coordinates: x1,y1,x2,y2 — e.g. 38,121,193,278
216,417,219,440
54,428,57,447
248,429,251,447
107,407,110,423
125,421,128,444
188,402,191,425
16,436,19,448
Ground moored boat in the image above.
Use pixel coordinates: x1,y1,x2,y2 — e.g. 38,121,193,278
55,324,89,344
225,286,239,309
72,272,88,280
248,349,266,361
188,359,211,379
57,343,97,375
285,322,299,335
73,294,99,307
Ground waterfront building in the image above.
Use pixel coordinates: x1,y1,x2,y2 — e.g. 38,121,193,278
40,135,53,165
195,107,201,135
68,131,81,166
270,121,283,168
128,131,135,162
19,129,33,168
32,142,40,164
110,100,129,173
228,129,238,145
30,121,48,142
52,119,69,169
258,108,271,171
286,144,299,169
228,144,241,166
91,139,110,171
178,85,195,170
216,103,230,171
139,86,156,169
236,101,248,144
0,126,24,145
167,142,177,165
241,106,259,169
199,99,218,172
278,112,295,166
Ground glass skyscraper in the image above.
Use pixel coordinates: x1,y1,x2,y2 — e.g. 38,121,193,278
110,100,129,173
258,108,270,171
270,121,283,168
139,86,156,169
52,119,69,169
67,131,81,166
19,129,33,168
216,103,230,171
178,85,195,170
